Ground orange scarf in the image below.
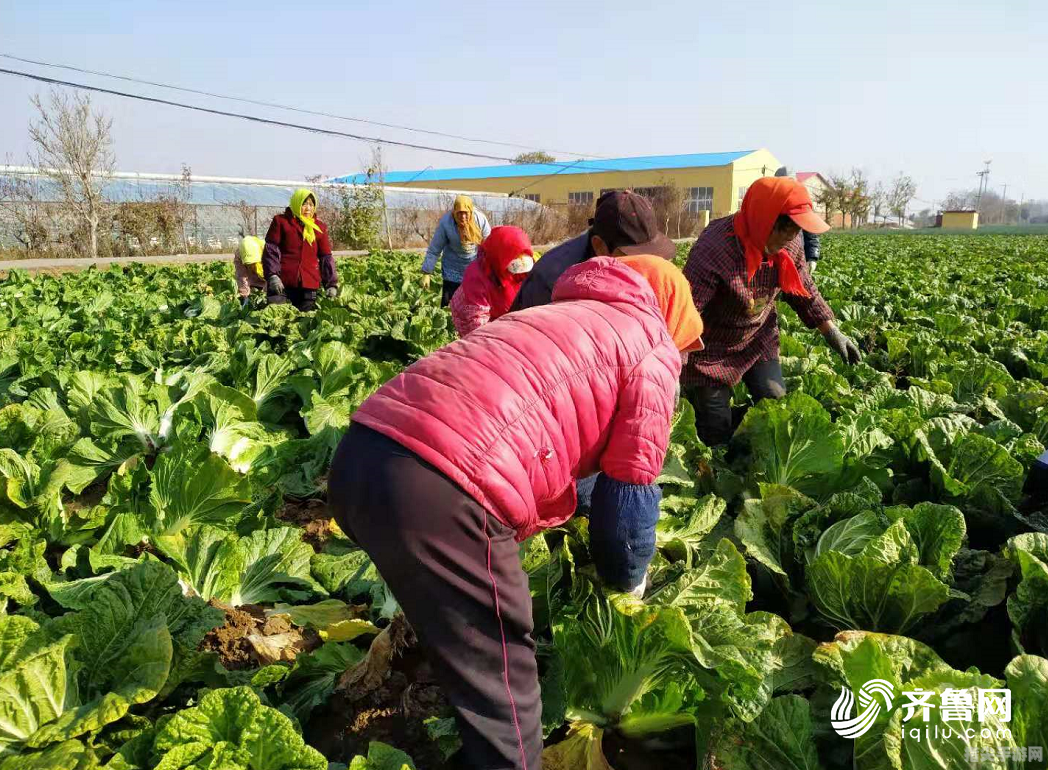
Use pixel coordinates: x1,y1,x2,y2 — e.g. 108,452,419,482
733,177,811,298
618,255,704,352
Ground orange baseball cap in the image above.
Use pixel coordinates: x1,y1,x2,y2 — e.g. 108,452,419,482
782,180,831,234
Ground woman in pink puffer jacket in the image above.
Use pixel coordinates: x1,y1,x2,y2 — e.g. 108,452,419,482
329,255,703,770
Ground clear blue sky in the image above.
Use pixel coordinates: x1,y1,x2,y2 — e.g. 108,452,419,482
1,0,1045,207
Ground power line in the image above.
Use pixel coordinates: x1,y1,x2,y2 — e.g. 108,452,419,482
0,66,523,163
0,52,603,160
1,67,653,179
0,53,764,178
0,64,776,194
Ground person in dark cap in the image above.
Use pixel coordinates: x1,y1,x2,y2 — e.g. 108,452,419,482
510,189,676,311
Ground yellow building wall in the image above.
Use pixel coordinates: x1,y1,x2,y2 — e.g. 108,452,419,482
728,149,781,212
942,211,979,230
395,149,781,220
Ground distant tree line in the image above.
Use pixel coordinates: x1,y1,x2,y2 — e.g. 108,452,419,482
813,170,917,229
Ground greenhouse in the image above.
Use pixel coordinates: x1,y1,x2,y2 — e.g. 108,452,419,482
0,166,542,250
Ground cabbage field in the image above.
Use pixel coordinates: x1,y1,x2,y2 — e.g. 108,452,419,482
1,234,1047,770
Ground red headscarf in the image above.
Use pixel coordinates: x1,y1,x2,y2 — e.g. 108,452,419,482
733,177,828,298
479,226,535,317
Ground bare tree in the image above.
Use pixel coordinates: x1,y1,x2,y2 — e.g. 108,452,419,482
848,168,871,228
27,90,115,258
870,182,888,225
0,168,52,253
174,164,193,253
368,145,393,250
817,172,852,229
231,199,261,236
942,189,977,212
887,173,917,225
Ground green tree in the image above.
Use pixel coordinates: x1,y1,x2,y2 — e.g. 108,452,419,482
513,151,556,165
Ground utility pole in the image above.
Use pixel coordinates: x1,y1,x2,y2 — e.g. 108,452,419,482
1000,185,1008,225
1018,192,1025,226
975,160,991,213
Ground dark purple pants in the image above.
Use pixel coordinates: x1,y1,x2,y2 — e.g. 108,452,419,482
688,357,787,446
328,423,542,770
440,279,461,308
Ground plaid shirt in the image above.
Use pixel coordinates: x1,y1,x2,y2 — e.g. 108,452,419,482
682,215,833,388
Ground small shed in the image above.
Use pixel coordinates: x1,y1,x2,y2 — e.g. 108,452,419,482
941,210,979,230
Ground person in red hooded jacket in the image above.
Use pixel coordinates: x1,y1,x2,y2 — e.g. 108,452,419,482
682,176,861,446
449,226,536,337
328,255,704,770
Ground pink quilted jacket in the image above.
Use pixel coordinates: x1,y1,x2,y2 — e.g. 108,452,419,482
448,259,503,337
351,257,682,540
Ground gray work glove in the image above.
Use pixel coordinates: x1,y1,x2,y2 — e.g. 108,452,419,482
627,573,648,600
823,324,862,365
325,286,338,299
603,572,648,601
267,275,285,296
808,260,818,274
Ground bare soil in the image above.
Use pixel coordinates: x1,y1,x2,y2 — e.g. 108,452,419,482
199,601,321,670
276,497,339,552
305,625,455,770
603,728,696,770
63,481,107,516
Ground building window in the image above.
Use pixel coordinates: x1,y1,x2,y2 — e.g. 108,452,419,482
685,187,714,213
522,193,540,203
568,191,594,206
737,186,749,208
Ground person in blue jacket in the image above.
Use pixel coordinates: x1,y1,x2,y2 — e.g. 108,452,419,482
420,195,492,306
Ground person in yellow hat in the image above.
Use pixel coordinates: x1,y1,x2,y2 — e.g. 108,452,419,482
421,194,491,306
263,188,337,311
233,234,267,307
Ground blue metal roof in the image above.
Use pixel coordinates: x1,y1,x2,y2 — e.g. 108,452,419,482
331,150,756,185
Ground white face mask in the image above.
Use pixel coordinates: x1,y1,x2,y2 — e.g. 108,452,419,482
506,256,535,275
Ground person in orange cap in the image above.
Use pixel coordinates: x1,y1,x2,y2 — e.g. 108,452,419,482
681,176,860,446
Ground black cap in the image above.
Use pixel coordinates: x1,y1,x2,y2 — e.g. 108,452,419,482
589,190,675,260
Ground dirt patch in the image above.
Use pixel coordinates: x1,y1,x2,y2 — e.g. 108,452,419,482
306,667,453,770
306,618,455,769
64,482,107,516
603,727,696,770
199,602,321,670
131,541,160,559
276,497,338,552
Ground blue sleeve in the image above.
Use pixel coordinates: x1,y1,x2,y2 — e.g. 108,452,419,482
575,474,598,511
803,231,821,263
478,211,492,239
589,474,661,591
422,217,448,274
